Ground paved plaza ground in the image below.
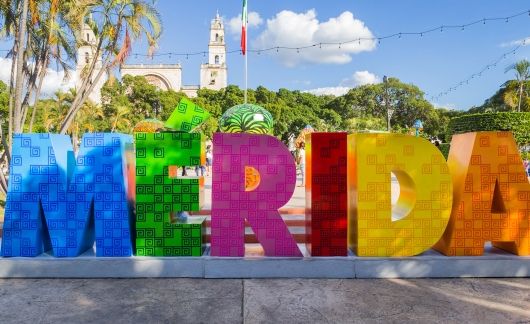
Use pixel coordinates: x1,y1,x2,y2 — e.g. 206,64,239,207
1,174,530,323
0,278,529,323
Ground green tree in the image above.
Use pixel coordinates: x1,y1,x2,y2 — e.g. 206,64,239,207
473,80,530,113
325,77,438,135
60,0,162,133
505,59,530,112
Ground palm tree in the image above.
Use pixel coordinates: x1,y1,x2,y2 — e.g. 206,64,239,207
59,0,162,134
110,104,131,132
505,59,530,112
26,0,86,132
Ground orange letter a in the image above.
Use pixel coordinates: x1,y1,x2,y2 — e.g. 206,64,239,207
434,132,530,256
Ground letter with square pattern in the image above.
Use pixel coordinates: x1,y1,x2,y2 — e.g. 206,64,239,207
135,132,206,256
210,133,302,257
165,98,211,132
347,133,453,257
434,132,530,256
305,133,348,256
1,133,134,257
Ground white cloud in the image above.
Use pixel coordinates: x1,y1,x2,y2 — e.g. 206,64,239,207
432,102,458,110
305,71,380,97
254,10,376,66
0,57,77,97
500,36,530,48
227,11,263,36
341,71,380,87
305,86,350,97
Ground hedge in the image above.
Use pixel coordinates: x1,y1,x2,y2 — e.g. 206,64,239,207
449,112,530,146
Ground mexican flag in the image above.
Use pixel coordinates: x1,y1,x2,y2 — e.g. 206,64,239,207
241,0,247,55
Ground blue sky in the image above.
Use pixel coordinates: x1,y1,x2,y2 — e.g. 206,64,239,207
3,0,530,110
125,0,529,110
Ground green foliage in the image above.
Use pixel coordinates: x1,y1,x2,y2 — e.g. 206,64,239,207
472,80,530,113
25,75,445,144
437,143,450,160
342,116,386,132
324,77,454,139
0,80,9,121
449,112,530,146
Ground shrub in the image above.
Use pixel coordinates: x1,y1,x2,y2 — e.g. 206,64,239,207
448,112,530,146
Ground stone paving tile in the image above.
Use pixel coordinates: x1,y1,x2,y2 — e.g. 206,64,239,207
243,278,530,323
0,279,243,324
1,278,529,323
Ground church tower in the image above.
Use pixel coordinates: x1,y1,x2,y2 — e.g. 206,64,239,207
200,12,228,90
76,22,106,104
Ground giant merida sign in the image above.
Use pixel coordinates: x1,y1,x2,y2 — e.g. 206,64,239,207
2,101,530,259
3,130,530,259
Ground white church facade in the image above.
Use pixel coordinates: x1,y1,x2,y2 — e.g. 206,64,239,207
76,13,228,103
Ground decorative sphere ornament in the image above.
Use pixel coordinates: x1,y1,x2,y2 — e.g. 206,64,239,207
219,104,274,134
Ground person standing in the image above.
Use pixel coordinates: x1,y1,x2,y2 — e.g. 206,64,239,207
298,143,306,187
206,145,213,176
195,164,205,177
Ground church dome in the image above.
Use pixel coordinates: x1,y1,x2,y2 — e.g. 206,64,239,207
219,104,274,134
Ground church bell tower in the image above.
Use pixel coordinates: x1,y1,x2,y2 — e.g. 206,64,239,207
76,22,106,104
200,12,228,90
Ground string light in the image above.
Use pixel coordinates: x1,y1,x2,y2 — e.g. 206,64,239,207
125,9,530,59
430,44,524,101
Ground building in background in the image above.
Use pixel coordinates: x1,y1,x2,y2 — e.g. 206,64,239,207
75,22,107,104
76,13,228,103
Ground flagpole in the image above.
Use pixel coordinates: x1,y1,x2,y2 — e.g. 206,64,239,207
244,2,248,104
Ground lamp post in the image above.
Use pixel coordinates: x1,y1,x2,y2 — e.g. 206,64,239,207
383,76,394,132
152,100,161,118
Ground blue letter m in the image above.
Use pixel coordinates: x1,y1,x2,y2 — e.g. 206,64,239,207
1,133,134,257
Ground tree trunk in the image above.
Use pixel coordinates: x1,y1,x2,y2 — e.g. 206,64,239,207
0,152,8,195
7,38,18,151
60,21,123,135
13,0,30,133
518,82,525,112
59,63,109,134
0,120,11,164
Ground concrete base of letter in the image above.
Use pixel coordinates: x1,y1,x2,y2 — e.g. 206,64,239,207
0,243,529,278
